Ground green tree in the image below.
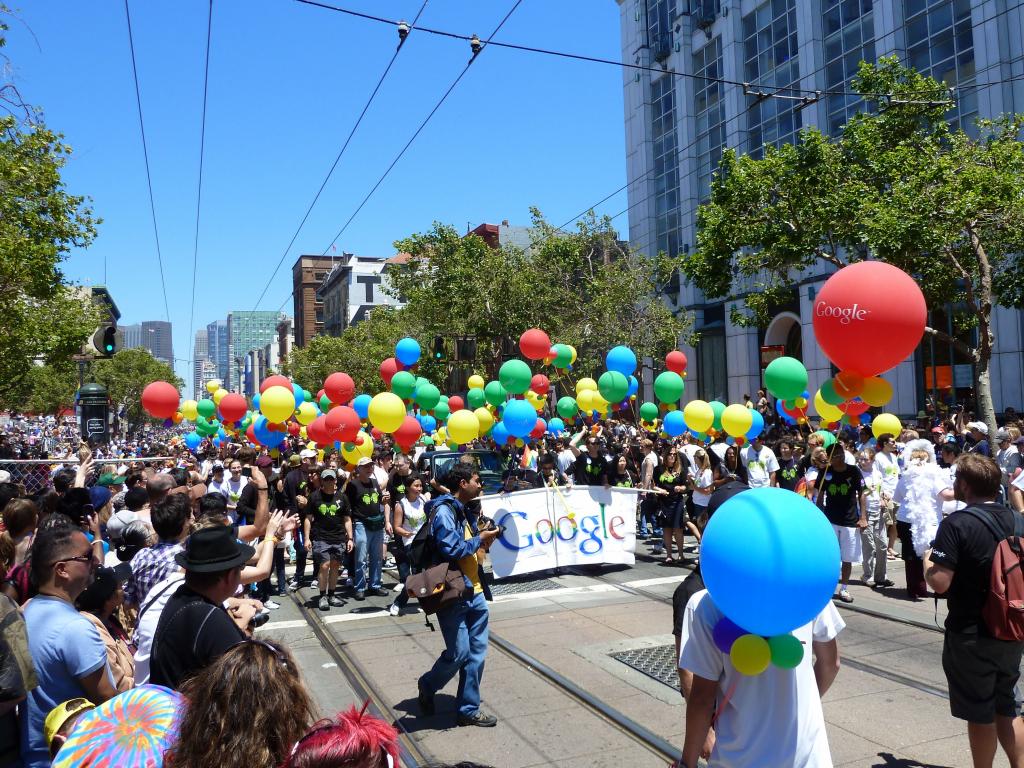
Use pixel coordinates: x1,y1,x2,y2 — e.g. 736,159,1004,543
22,364,78,415
91,348,181,434
680,57,1024,434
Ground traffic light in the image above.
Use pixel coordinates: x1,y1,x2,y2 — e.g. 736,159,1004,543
432,335,445,361
89,325,118,358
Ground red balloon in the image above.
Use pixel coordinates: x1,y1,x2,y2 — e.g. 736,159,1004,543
306,415,331,445
839,399,870,416
218,393,247,423
530,374,550,395
813,262,926,376
245,423,259,445
141,381,180,420
394,415,422,451
529,418,546,439
370,427,383,440
448,396,465,412
260,374,291,394
324,372,355,405
666,350,688,374
380,358,400,386
287,421,301,436
519,328,552,361
325,405,361,442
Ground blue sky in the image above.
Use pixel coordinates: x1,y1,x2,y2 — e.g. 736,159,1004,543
7,0,628,388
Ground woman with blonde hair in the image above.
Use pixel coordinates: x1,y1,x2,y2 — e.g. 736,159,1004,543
688,448,714,529
163,639,316,768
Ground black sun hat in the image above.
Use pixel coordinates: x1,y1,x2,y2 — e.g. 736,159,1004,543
174,525,255,573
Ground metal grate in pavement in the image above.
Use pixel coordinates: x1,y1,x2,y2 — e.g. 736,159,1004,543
488,578,563,596
610,644,680,690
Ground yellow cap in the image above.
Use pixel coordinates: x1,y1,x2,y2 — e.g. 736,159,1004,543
44,698,94,752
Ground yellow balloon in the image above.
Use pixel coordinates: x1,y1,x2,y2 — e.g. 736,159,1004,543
213,388,228,406
794,396,808,409
467,375,485,390
860,376,894,407
340,431,374,464
296,401,318,425
592,392,609,414
368,392,406,433
813,389,844,423
683,400,714,433
524,390,545,411
180,399,198,421
568,345,578,365
872,412,903,440
577,389,595,413
447,409,480,444
205,379,222,394
721,404,754,437
474,407,494,434
575,377,597,395
730,634,771,676
260,385,296,423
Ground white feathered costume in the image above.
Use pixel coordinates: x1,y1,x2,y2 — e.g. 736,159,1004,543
892,439,951,557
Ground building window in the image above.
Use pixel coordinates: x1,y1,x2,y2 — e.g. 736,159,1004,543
693,36,726,202
822,0,875,135
651,75,681,256
647,0,674,61
743,0,802,158
315,308,324,323
903,0,976,132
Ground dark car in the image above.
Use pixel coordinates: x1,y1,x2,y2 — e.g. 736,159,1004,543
416,449,507,495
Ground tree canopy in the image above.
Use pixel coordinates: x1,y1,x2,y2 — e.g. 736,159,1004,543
680,57,1024,431
91,348,181,431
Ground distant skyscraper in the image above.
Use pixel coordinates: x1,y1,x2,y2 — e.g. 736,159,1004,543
193,331,210,398
120,323,142,350
206,320,230,389
118,321,172,364
228,311,281,392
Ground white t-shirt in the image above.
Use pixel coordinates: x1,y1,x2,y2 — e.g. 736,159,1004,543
132,571,186,686
399,496,428,546
680,590,845,768
557,449,576,475
709,443,729,462
690,467,713,507
741,445,779,488
859,467,882,515
873,452,900,495
680,443,701,467
1011,471,1024,493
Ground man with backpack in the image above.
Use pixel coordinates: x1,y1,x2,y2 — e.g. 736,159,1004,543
415,464,502,728
925,453,1024,767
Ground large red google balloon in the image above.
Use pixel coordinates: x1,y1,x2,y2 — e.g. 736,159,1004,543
812,262,926,377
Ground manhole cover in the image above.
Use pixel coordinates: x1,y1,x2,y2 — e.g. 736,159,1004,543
611,644,680,690
489,578,563,596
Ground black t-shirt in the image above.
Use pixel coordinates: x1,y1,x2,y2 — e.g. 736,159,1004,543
150,585,245,690
388,472,415,502
345,477,386,530
283,469,308,517
816,465,864,526
656,465,688,502
706,480,748,521
672,568,706,636
776,456,800,492
573,453,608,486
611,469,635,488
307,489,350,544
930,503,1017,634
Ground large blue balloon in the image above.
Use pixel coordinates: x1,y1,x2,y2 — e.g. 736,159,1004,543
184,432,202,452
547,417,565,435
490,421,510,446
700,487,839,636
502,399,537,438
605,345,637,377
745,410,765,440
627,375,639,398
352,393,372,419
292,382,304,409
663,409,686,437
395,337,421,367
419,414,437,433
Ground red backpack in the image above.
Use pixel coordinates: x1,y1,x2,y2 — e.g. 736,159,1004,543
963,505,1024,641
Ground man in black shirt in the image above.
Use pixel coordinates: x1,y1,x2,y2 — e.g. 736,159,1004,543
570,432,609,488
304,469,353,612
283,456,311,589
926,454,1024,766
346,458,389,601
149,525,253,690
815,448,867,604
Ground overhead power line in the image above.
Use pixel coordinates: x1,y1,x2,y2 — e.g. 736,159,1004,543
123,0,171,323
251,0,431,312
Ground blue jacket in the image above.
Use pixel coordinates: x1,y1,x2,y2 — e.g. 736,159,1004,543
429,495,492,601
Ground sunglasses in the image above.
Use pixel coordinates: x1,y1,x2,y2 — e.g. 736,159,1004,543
52,552,94,568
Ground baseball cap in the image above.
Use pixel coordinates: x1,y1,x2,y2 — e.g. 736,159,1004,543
96,473,126,487
1014,436,1024,447
75,564,131,612
255,455,273,469
44,699,95,754
300,449,317,460
105,510,139,543
967,421,988,435
996,428,1010,441
356,457,373,467
87,486,112,512
288,454,302,466
0,470,10,484
321,469,338,480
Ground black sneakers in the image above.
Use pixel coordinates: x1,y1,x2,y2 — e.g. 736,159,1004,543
417,684,435,716
457,711,497,727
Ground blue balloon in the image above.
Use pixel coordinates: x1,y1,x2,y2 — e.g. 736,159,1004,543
776,398,795,424
605,345,637,376
419,415,437,433
547,417,565,435
502,399,536,438
292,382,304,408
745,410,765,440
184,432,202,452
262,430,285,449
352,394,372,419
627,375,639,398
395,337,421,367
252,393,261,411
700,487,840,636
663,409,686,437
491,421,510,446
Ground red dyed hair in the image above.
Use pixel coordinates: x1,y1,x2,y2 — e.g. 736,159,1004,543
282,704,400,768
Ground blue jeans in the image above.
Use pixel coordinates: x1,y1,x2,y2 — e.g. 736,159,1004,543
419,591,489,716
353,522,383,592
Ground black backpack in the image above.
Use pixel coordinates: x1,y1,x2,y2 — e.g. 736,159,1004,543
407,494,458,570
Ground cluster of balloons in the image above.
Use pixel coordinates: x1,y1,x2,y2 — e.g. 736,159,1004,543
713,617,804,675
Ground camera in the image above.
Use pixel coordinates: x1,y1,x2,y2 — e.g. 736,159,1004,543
478,515,506,537
249,611,270,630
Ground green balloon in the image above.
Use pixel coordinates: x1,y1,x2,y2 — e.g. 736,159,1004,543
391,370,416,399
551,343,573,368
467,388,486,410
709,401,726,431
814,429,837,448
196,399,216,420
763,356,808,401
302,389,313,402
319,394,332,412
556,396,579,419
598,370,629,403
433,401,450,421
639,401,659,422
653,371,685,404
484,380,507,407
499,359,532,395
768,634,804,669
820,379,845,405
415,382,441,410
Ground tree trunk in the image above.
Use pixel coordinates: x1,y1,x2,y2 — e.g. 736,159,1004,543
969,226,998,438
